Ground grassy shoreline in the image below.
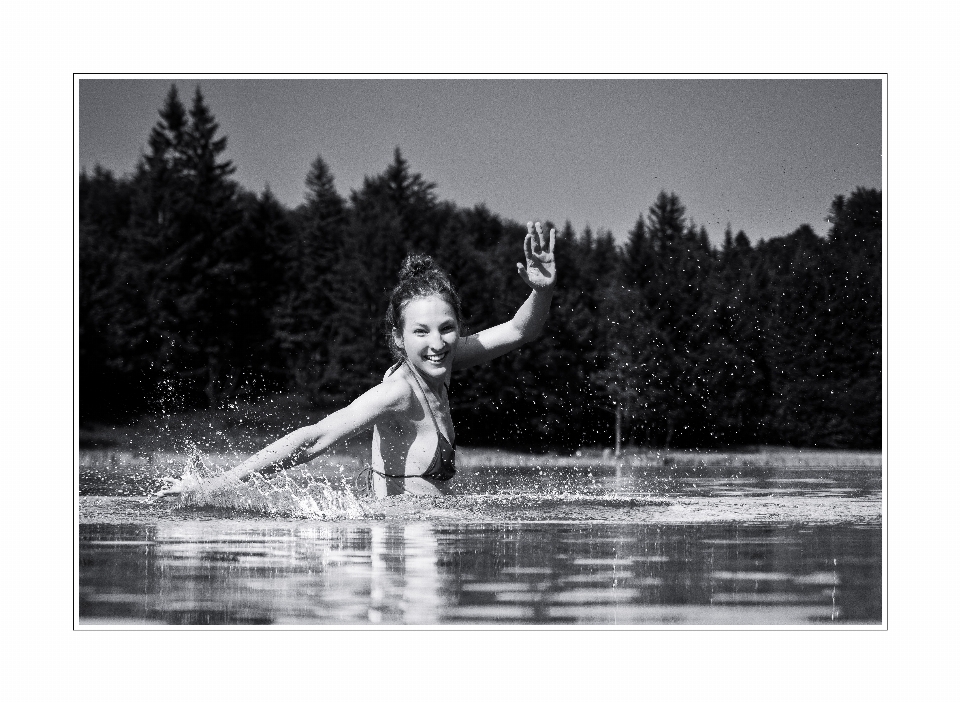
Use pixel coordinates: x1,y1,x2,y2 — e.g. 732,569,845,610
78,443,882,474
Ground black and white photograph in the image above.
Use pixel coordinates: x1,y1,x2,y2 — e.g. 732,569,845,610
76,76,883,627
6,1,954,698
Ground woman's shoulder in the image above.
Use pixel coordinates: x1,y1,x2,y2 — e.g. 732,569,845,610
382,360,404,382
376,367,416,412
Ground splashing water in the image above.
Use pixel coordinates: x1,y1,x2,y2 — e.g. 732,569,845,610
154,460,667,522
164,456,368,520
79,445,881,526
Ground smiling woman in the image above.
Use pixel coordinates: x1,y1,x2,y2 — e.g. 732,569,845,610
156,221,557,499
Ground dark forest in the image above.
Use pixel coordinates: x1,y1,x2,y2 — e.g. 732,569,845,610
79,86,882,451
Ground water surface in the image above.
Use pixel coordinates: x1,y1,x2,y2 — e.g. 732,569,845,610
77,450,883,626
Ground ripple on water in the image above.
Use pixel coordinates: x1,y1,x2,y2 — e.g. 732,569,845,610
78,455,881,525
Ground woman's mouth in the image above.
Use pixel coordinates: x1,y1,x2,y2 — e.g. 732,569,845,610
424,351,448,364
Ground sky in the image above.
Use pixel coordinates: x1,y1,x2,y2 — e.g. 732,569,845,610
79,78,881,245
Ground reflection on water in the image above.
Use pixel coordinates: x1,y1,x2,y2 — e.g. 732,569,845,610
79,519,880,625
77,454,882,625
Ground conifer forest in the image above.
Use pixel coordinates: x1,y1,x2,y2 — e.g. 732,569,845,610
79,86,882,451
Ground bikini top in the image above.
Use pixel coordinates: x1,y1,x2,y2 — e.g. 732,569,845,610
377,360,456,482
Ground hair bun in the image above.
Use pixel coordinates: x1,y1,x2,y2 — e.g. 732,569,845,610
398,253,436,281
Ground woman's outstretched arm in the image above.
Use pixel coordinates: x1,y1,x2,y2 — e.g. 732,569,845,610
156,379,411,497
454,221,557,370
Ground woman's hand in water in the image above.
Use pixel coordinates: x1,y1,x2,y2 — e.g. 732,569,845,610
153,472,205,499
152,455,206,499
517,221,556,290
153,476,188,499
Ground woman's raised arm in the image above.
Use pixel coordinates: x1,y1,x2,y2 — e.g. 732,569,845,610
454,221,557,370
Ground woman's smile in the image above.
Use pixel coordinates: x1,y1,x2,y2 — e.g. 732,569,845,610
424,349,449,364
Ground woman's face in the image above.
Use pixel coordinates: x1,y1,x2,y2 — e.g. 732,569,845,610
394,295,460,382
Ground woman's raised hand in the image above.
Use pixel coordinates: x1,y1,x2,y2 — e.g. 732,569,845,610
517,221,557,290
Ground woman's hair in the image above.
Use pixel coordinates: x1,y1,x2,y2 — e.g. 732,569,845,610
384,253,463,362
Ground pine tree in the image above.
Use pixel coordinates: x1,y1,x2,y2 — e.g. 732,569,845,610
232,187,296,394
79,166,143,419
758,224,834,445
321,149,443,405
821,188,882,447
126,85,246,408
692,228,769,446
275,155,347,402
591,282,653,453
636,191,698,446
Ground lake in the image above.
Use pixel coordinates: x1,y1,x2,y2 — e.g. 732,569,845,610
77,449,883,626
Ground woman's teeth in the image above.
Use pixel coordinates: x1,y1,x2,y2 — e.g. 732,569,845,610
425,351,447,363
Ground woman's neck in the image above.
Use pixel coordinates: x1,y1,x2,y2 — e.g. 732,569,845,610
405,359,447,395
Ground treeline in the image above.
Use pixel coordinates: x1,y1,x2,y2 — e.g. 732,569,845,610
79,86,882,450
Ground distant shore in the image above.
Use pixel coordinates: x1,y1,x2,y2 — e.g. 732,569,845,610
79,395,882,473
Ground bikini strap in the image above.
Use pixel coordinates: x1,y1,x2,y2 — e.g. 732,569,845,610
370,469,413,479
383,360,404,381
403,359,449,440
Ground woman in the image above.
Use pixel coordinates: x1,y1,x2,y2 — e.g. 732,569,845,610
157,221,556,499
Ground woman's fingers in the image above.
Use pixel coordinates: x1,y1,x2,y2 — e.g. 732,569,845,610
523,230,534,261
153,476,182,499
524,220,555,261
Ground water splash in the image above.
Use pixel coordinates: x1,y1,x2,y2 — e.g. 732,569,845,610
166,460,368,520
139,452,675,523
79,447,880,525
